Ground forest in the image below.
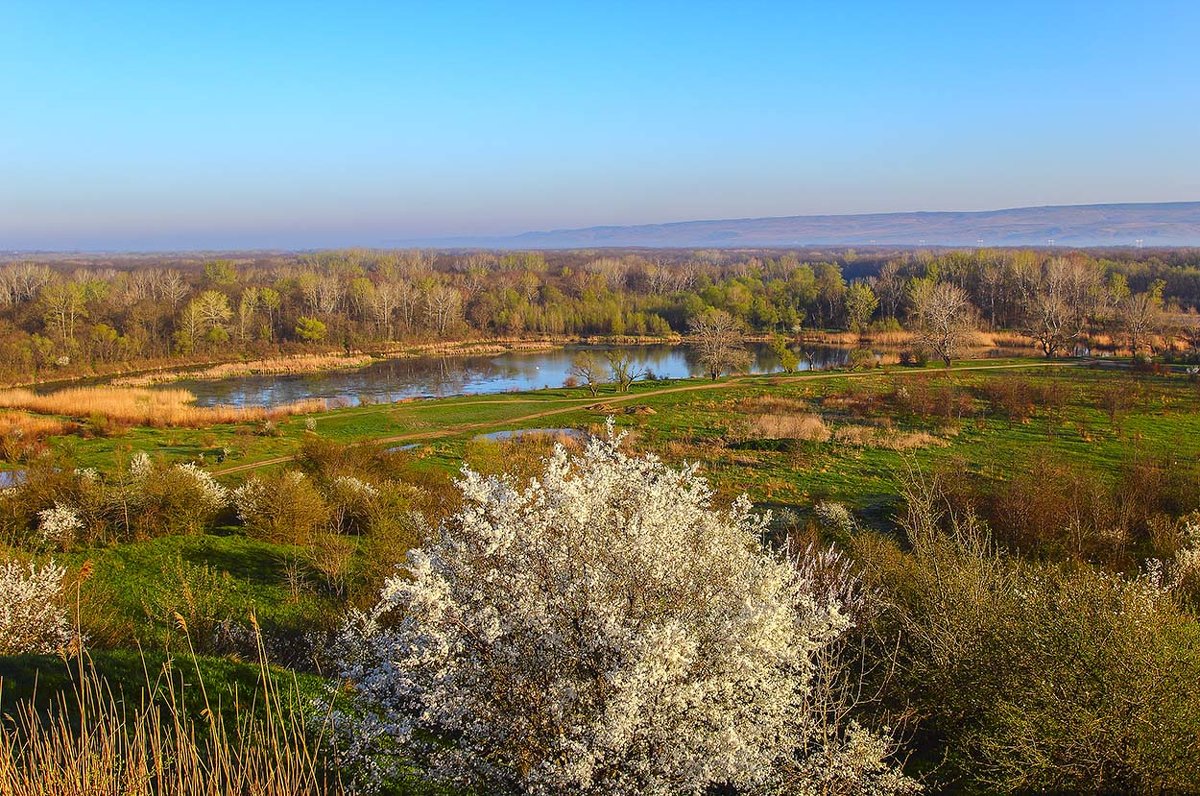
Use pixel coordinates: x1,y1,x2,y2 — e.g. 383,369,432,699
3,246,1200,383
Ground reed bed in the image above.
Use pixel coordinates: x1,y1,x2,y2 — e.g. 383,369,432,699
750,413,832,442
0,387,325,427
113,353,376,387
0,411,70,439
0,634,339,795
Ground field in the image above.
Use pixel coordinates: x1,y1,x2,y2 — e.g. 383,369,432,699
4,355,1200,792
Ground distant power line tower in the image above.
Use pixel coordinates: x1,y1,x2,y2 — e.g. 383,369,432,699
1135,238,1144,248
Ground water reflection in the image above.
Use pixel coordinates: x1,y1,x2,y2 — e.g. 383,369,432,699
174,344,853,409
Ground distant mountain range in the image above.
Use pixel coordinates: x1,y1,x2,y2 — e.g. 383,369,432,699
417,202,1200,249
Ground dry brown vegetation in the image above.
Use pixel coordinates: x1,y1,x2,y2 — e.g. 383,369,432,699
0,643,337,795
831,424,945,450
749,413,832,442
113,353,376,387
0,386,325,427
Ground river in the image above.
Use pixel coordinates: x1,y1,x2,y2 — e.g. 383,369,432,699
174,343,854,408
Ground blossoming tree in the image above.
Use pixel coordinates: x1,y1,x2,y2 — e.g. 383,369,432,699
337,423,913,794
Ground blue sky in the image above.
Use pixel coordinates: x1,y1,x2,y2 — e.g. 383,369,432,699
2,1,1198,250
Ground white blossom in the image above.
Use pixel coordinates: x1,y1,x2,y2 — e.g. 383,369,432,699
232,476,267,522
129,450,153,479
37,503,83,546
333,475,379,498
815,501,857,537
335,420,912,795
172,462,229,513
0,559,74,655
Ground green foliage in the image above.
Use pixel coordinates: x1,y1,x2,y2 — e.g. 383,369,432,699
295,316,328,342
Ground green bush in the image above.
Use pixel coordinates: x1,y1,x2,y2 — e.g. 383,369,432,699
858,473,1200,792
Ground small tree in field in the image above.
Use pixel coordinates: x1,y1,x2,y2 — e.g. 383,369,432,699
335,423,913,795
909,281,976,366
569,350,606,396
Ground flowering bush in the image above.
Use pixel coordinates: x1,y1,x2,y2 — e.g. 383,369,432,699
234,471,328,544
335,421,912,794
0,559,73,654
37,503,83,546
815,500,857,540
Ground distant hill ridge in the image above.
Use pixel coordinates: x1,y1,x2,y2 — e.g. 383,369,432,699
419,202,1200,249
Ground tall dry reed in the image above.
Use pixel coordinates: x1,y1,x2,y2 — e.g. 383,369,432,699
113,353,375,387
0,387,325,427
0,621,339,795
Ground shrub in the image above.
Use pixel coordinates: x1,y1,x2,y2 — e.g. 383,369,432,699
750,412,832,442
234,471,329,545
860,470,1200,792
335,423,913,795
847,348,877,371
0,558,74,655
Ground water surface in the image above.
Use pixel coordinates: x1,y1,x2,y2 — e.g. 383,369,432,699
174,343,853,408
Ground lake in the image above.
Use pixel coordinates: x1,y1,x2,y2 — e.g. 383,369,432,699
175,343,854,408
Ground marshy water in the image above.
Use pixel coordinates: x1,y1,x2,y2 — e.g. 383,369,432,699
174,343,853,408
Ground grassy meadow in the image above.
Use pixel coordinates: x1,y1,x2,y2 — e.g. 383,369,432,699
4,355,1200,792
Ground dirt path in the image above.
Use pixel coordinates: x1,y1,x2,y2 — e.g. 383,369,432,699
213,358,1076,476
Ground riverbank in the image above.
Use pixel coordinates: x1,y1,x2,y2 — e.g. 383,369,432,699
6,334,682,390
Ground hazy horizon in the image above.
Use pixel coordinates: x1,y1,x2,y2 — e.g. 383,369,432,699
4,1,1200,250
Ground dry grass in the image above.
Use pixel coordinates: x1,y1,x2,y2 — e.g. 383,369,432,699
750,413,832,442
0,411,69,439
735,395,811,414
113,354,375,387
0,632,338,795
832,424,946,450
0,387,325,428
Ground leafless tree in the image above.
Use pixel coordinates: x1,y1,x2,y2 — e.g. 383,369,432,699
569,351,606,396
605,350,645,392
689,309,752,380
910,281,976,366
1020,257,1102,357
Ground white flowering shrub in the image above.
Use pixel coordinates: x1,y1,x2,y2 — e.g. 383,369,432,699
37,503,83,547
326,475,380,534
234,471,328,543
336,422,913,794
129,450,153,480
815,500,857,540
0,559,73,655
172,463,229,514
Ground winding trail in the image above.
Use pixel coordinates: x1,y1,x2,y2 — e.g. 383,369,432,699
213,359,1079,477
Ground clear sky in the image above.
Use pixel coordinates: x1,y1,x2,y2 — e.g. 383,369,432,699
2,0,1199,250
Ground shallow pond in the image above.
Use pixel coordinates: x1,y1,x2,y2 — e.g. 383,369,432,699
174,343,853,408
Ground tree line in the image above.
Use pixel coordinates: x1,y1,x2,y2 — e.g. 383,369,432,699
2,246,1199,381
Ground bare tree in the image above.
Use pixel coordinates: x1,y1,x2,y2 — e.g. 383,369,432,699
606,350,645,393
689,309,752,380
910,281,976,366
1021,257,1102,357
1118,284,1165,355
569,351,606,396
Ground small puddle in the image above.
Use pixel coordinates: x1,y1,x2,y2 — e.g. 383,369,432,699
0,470,28,490
477,428,585,443
385,443,421,453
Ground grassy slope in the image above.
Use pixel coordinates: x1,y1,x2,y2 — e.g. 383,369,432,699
5,356,1200,790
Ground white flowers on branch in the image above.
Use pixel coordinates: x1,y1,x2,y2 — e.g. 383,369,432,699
0,559,74,655
37,504,83,546
336,421,913,794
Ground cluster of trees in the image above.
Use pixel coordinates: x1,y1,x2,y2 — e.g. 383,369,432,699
3,247,1199,381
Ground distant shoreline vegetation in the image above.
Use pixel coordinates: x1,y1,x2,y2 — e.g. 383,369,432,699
0,247,1197,390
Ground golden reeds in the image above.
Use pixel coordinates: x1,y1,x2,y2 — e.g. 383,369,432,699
113,353,375,387
0,633,339,795
0,387,325,428
750,413,832,442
